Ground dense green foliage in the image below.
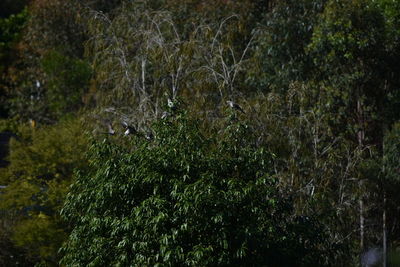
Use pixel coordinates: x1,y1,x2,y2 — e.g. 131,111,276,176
249,0,326,90
0,7,27,118
0,0,400,265
61,111,338,266
0,118,89,265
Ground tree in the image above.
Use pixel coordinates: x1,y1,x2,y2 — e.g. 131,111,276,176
0,7,28,118
84,0,257,125
0,117,89,265
382,122,400,262
307,0,400,258
60,109,341,266
247,0,326,91
41,50,91,117
0,0,28,18
5,0,89,123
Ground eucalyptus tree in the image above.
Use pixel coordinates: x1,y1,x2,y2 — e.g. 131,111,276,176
5,0,90,123
247,0,326,92
84,0,257,129
308,0,400,255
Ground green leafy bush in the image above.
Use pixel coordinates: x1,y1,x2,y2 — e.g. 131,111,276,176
61,110,337,266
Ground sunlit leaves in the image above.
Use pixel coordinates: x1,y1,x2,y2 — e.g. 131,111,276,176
0,118,89,264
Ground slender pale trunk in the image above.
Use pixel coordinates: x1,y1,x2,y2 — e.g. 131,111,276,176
141,58,146,95
357,97,365,261
360,197,364,251
382,93,388,267
383,191,387,267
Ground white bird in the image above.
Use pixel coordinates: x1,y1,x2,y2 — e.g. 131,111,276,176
161,111,170,119
106,123,115,135
145,132,154,140
36,80,41,88
167,98,174,108
226,100,245,114
104,107,116,113
95,116,115,135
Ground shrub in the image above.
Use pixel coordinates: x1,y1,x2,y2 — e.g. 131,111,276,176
61,110,337,266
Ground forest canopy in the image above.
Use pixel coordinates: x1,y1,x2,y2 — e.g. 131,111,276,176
0,0,399,266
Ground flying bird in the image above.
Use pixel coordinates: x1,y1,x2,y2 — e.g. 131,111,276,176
226,100,245,114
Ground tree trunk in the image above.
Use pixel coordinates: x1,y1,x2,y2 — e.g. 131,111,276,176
383,191,387,267
360,197,365,252
357,97,365,264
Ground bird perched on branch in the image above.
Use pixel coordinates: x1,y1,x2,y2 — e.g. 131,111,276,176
167,98,174,108
145,131,154,140
107,123,116,135
167,97,179,112
93,116,116,135
121,121,136,136
161,111,170,119
226,100,245,114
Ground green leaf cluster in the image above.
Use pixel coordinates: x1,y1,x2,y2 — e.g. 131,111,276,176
41,50,91,117
61,112,336,266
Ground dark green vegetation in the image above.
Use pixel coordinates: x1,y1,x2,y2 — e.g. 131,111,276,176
60,112,339,266
0,0,399,266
